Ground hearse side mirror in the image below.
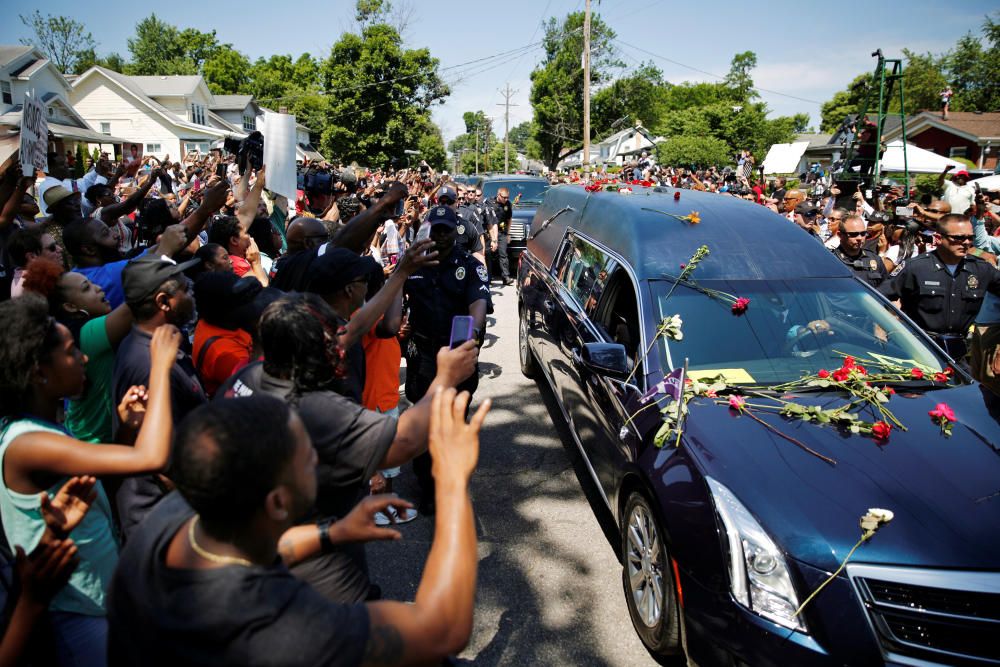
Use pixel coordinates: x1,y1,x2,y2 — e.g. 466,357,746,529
581,342,629,378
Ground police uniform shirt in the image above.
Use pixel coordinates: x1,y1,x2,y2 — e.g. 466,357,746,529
495,198,512,234
878,252,1000,335
833,247,888,288
404,248,490,346
454,209,484,255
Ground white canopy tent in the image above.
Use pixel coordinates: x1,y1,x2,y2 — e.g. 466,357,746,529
971,174,1000,191
761,141,809,175
880,140,965,173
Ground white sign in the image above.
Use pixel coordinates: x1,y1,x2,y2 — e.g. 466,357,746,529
761,141,809,175
20,92,48,177
261,111,297,200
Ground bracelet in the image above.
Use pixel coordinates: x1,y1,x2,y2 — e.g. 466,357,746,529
317,517,336,552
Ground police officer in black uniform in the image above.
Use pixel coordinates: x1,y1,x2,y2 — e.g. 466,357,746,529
456,186,486,261
486,187,513,285
431,183,484,259
880,214,1000,360
833,214,888,288
404,205,490,513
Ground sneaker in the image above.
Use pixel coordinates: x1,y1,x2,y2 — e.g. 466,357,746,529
374,506,419,526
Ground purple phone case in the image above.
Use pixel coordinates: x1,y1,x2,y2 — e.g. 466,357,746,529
449,316,474,348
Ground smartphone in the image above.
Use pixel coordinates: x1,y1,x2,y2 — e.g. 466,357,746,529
449,315,474,349
215,162,227,179
415,222,431,243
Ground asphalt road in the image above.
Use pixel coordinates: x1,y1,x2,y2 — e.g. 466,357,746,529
368,282,659,666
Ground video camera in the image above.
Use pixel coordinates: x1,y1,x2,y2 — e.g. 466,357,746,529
302,165,340,195
224,131,263,175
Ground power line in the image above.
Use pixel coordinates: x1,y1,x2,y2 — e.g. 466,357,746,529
612,38,825,106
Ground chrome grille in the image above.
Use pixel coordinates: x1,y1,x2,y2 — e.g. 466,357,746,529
508,220,526,241
849,564,1000,665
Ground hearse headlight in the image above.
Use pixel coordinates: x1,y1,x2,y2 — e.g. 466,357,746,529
706,477,807,633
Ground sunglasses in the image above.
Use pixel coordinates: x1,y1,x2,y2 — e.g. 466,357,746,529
842,231,867,238
44,243,59,252
943,234,974,243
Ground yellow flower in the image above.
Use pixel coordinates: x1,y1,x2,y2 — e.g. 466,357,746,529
684,211,701,224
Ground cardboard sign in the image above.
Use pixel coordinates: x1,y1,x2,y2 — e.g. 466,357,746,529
20,92,48,177
261,111,297,200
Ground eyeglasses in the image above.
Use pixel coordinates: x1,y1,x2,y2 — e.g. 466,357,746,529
828,217,844,222
943,234,974,243
842,231,867,238
926,208,947,213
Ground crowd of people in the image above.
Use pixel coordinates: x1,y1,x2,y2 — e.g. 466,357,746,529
0,147,516,666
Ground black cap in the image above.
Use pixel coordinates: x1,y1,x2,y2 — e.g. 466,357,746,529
427,205,458,229
794,202,820,218
194,271,262,329
305,247,381,294
122,256,200,305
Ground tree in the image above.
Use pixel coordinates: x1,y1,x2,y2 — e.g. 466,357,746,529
73,48,126,75
896,49,948,113
73,143,87,178
819,73,871,133
723,51,758,102
591,63,669,137
529,11,623,170
125,14,220,76
655,135,731,168
320,22,449,166
414,118,447,171
19,11,96,74
203,46,252,94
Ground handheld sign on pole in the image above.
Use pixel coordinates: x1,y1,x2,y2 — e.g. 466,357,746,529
20,91,48,177
261,111,298,201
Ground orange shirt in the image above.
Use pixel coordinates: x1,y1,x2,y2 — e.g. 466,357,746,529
192,321,253,398
362,326,401,412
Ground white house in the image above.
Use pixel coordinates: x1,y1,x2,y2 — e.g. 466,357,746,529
210,94,261,134
558,123,664,170
69,67,242,161
0,45,122,165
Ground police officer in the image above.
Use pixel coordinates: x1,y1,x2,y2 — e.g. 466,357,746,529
487,187,513,285
834,215,888,288
404,205,489,513
431,184,484,262
879,214,1000,360
457,186,486,263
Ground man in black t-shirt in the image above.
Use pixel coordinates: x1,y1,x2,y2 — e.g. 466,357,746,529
108,392,490,666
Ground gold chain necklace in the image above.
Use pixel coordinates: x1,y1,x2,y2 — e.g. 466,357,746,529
187,516,253,567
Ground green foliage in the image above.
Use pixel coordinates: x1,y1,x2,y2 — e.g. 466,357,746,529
819,74,871,132
73,143,87,179
723,51,758,102
655,135,731,168
592,62,669,135
529,11,622,169
414,117,447,171
203,46,252,95
18,11,96,75
319,23,448,167
126,14,213,75
74,49,125,74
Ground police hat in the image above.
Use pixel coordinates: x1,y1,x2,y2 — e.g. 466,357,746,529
305,247,380,294
427,205,458,229
436,185,458,203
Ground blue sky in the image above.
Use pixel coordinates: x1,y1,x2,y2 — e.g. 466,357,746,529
3,0,997,143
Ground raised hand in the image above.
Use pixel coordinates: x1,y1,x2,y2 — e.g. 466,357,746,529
39,476,98,538
397,238,439,275
200,179,230,214
429,388,490,485
117,384,148,431
435,340,478,388
149,324,182,373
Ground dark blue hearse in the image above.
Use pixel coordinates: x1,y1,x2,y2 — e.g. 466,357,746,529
517,184,1000,666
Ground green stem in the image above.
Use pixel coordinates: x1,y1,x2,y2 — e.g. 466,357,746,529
622,395,670,429
793,533,870,617
744,410,838,466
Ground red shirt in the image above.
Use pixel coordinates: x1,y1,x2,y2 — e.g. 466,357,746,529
230,255,251,277
192,321,253,397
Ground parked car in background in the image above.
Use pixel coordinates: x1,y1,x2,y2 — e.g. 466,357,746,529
518,183,1000,666
481,175,550,267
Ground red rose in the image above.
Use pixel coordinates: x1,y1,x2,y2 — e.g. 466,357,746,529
944,367,954,376
856,366,867,376
843,356,856,369
679,263,686,269
933,372,949,383
673,191,681,201
910,368,924,379
871,421,892,440
882,386,896,395
731,297,751,315
832,368,850,382
817,369,830,379
929,403,956,422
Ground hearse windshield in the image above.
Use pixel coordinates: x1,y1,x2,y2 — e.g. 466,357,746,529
651,277,947,385
482,180,550,205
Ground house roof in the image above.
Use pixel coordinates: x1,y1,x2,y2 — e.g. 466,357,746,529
129,75,204,97
73,67,227,138
210,95,254,111
885,110,1000,144
0,46,32,69
259,106,310,133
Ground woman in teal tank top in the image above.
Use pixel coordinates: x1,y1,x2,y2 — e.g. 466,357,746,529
0,296,180,666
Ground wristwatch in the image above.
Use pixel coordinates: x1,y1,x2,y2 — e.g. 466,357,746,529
317,517,336,552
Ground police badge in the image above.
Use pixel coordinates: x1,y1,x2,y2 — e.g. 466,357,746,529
455,267,466,280
968,274,980,289
476,264,488,282
869,259,877,271
457,224,465,235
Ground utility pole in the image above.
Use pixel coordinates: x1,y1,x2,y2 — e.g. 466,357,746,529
497,84,519,174
475,123,479,174
582,0,592,174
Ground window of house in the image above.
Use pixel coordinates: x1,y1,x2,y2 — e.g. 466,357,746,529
146,143,162,153
949,146,968,158
191,103,205,125
1,81,12,105
100,122,111,135
243,115,255,132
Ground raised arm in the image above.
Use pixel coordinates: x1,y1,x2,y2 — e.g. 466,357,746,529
6,325,180,479
0,175,32,230
331,181,408,255
99,168,160,222
237,167,266,232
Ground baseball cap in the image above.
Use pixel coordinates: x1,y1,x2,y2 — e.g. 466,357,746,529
427,205,458,229
43,185,75,208
194,271,262,329
436,184,458,203
954,169,970,178
122,255,200,305
340,168,358,185
305,247,380,294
